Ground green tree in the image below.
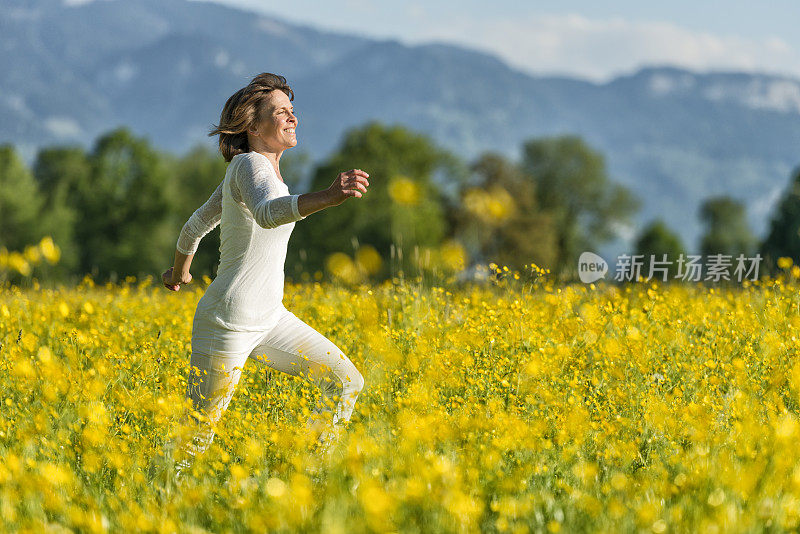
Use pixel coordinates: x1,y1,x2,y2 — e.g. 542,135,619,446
451,152,557,273
634,219,687,280
77,127,179,280
699,196,756,259
33,145,92,280
759,167,800,276
521,135,640,280
0,144,45,251
288,121,453,280
280,148,314,193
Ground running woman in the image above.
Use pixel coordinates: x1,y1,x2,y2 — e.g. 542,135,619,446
161,72,370,477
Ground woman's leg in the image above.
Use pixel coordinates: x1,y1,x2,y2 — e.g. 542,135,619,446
248,308,366,442
172,314,260,472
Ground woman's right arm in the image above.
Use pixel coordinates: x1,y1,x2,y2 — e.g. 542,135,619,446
236,155,370,228
297,169,370,217
176,180,223,255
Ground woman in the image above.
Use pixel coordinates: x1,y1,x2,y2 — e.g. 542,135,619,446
161,72,370,477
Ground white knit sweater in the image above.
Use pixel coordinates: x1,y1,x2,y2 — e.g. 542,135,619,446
176,151,307,331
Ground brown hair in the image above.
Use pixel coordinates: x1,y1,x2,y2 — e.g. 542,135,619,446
208,73,295,162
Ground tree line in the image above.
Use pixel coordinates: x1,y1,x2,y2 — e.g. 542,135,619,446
0,122,797,286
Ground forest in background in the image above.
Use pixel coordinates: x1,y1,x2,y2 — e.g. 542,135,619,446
1,121,798,286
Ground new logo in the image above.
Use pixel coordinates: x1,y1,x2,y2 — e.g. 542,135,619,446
578,252,608,283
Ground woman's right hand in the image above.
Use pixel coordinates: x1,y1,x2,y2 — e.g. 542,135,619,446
326,169,370,206
162,267,192,291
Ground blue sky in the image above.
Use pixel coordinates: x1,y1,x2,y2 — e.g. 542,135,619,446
192,0,800,82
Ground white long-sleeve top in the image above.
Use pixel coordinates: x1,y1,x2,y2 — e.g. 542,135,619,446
176,151,306,332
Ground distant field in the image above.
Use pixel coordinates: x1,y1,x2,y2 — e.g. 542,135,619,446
1,273,799,533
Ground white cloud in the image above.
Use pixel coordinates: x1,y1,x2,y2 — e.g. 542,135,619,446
214,50,230,68
256,17,290,36
343,0,376,13
44,117,82,138
406,13,800,82
406,2,425,20
114,62,137,83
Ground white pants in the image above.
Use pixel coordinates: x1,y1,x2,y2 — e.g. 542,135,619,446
173,305,365,466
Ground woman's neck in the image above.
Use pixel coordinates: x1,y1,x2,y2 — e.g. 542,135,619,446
250,148,284,182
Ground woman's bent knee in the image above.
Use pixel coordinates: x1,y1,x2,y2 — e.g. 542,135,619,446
349,367,365,393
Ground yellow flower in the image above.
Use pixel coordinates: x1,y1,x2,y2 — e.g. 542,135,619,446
37,346,53,364
39,462,72,487
325,252,364,284
230,464,248,481
7,252,31,276
776,414,798,440
547,520,562,533
13,359,36,379
388,175,420,205
463,186,516,225
23,244,41,265
265,478,286,498
610,472,627,491
439,240,467,272
572,460,598,486
360,480,393,518
21,332,37,352
39,236,61,264
355,245,382,275
707,488,725,507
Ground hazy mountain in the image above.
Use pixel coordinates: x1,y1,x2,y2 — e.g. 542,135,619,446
2,0,799,255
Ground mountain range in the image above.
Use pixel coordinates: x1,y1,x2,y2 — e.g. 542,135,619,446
3,0,800,257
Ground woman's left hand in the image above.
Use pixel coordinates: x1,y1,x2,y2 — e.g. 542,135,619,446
162,267,192,291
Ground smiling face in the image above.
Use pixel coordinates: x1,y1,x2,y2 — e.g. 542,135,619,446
249,89,297,151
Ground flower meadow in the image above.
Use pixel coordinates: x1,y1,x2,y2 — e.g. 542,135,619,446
2,264,800,533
